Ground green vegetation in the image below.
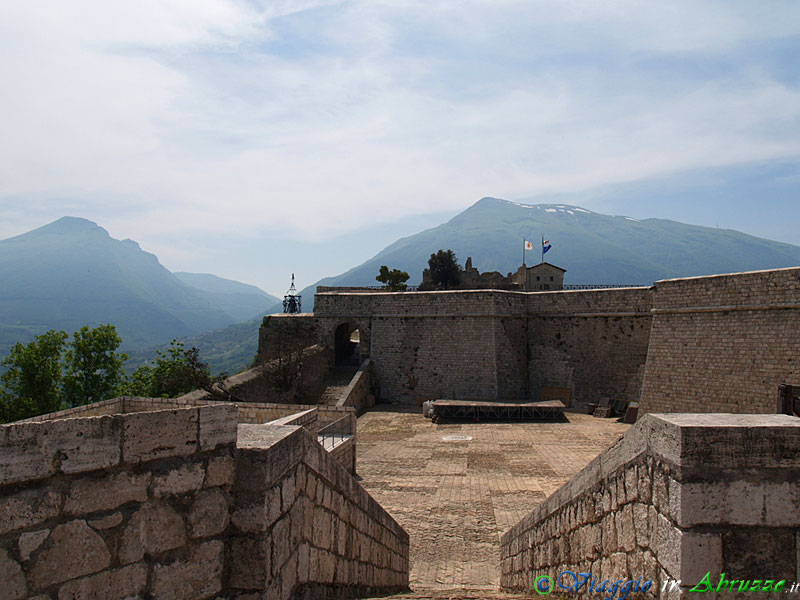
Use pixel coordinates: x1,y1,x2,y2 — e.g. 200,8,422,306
63,324,128,407
427,249,462,289
376,265,410,291
0,330,68,422
0,326,219,423
124,340,217,398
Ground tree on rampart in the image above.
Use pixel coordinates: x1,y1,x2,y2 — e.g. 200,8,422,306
428,249,462,289
376,265,410,291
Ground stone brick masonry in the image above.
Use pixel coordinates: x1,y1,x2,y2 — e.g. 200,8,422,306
0,404,409,600
500,413,800,597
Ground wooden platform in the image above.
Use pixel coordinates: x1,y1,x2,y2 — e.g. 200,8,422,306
428,399,566,422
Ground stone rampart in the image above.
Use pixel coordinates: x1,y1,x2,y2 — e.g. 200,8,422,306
527,287,653,406
639,267,800,414
500,413,800,597
312,288,652,407
0,405,408,599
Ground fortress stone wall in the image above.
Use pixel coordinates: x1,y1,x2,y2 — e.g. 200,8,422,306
288,266,800,413
310,287,653,408
639,267,800,414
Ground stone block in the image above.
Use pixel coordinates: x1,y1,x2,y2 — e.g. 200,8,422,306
205,456,235,488
0,488,61,536
28,520,111,591
57,563,147,600
764,481,800,526
89,512,123,530
631,503,650,549
18,529,49,561
679,533,722,587
189,488,230,538
0,416,120,485
229,537,270,589
151,540,223,599
65,471,150,515
722,528,796,581
118,503,187,564
152,462,205,497
199,405,238,451
0,548,27,600
677,481,764,527
122,408,198,463
655,513,680,580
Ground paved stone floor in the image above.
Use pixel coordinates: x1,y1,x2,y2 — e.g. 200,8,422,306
356,406,629,595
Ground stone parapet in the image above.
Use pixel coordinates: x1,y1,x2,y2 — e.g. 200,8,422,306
0,405,238,599
0,403,407,599
231,423,409,598
500,413,800,597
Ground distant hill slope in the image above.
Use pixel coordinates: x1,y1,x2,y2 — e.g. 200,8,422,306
296,197,800,309
0,217,264,359
174,272,280,323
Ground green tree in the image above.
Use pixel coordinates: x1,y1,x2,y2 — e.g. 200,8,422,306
0,330,68,422
376,265,410,291
151,340,213,398
63,324,128,407
428,249,462,289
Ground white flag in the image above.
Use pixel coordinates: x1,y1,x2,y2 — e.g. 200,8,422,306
524,240,533,250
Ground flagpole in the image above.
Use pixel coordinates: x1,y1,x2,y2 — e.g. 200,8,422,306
522,238,526,267
541,235,544,264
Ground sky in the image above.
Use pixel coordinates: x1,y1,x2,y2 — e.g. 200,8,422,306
1,1,799,296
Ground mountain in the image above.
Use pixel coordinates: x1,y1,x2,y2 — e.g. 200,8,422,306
295,198,800,309
174,272,280,323
0,217,268,359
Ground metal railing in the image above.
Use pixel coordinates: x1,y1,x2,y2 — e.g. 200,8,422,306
317,415,354,451
317,285,420,293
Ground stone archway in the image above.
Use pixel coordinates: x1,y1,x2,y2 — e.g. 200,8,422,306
334,322,361,366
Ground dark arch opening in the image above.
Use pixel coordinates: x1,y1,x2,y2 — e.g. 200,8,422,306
334,323,360,366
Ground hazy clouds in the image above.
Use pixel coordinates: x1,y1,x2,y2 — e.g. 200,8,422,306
2,1,799,292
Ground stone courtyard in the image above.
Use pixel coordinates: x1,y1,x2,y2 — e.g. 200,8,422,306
356,406,629,594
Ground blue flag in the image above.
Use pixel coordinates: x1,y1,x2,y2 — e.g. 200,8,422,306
543,239,552,254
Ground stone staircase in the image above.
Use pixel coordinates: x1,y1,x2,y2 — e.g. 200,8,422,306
318,366,358,404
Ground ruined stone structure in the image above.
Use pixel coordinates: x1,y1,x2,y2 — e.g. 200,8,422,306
267,266,800,413
420,257,566,292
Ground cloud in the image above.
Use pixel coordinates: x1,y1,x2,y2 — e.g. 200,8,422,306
1,0,799,256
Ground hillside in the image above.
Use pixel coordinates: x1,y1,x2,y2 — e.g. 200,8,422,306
0,217,266,358
174,272,280,323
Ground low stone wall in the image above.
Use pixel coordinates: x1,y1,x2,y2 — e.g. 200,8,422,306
501,413,800,597
0,405,238,600
1,404,409,600
268,407,319,429
16,397,125,423
336,358,375,414
232,423,409,598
